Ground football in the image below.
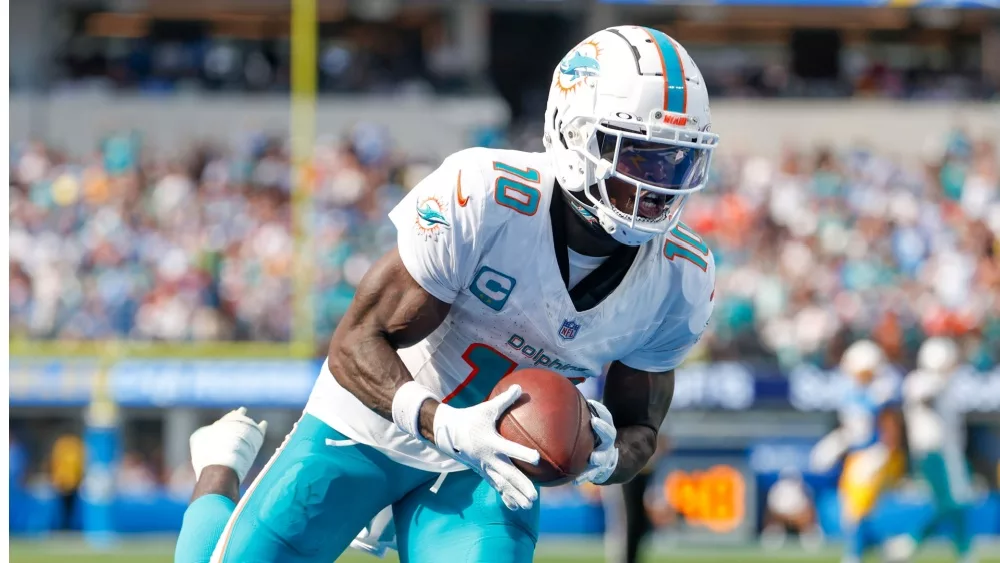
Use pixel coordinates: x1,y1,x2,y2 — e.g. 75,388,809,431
489,368,595,486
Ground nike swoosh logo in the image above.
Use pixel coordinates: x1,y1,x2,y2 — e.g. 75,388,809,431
456,171,469,207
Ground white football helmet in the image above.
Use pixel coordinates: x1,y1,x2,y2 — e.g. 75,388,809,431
543,26,719,246
917,337,959,374
840,340,885,383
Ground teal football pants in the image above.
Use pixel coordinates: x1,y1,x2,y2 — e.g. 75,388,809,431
909,450,974,556
195,413,539,563
175,494,237,563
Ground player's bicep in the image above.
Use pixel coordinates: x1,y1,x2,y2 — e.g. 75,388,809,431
602,361,675,432
330,247,450,354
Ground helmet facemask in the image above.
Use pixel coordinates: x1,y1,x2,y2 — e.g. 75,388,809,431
561,110,719,246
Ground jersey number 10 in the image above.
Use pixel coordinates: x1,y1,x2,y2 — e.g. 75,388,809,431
442,343,587,408
664,222,710,271
493,162,541,216
443,344,517,408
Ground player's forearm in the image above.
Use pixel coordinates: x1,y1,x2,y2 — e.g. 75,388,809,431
603,424,657,484
191,465,240,504
327,249,451,439
329,330,442,441
600,363,675,484
328,332,426,424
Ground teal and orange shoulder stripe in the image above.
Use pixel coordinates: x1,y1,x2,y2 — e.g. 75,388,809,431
640,27,687,115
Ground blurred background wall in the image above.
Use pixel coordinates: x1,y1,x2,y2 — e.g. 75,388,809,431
7,0,1000,554
9,96,998,156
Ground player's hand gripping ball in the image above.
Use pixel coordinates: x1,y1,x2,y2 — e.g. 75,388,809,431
489,369,597,486
574,399,618,485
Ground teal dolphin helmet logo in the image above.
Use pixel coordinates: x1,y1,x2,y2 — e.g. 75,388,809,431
559,51,600,80
555,40,603,96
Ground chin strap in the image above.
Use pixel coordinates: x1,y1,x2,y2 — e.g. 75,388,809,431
596,207,619,237
562,188,607,237
549,187,571,288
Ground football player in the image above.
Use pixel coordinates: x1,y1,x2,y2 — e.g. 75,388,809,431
810,340,906,563
175,408,267,563
885,338,977,563
175,25,718,563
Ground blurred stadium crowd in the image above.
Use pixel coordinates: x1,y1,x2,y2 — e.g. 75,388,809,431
9,128,1000,370
688,133,1000,370
47,35,996,101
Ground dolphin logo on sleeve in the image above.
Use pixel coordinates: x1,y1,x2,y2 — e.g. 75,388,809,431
416,200,449,227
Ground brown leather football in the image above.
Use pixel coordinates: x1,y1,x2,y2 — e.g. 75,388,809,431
489,368,595,486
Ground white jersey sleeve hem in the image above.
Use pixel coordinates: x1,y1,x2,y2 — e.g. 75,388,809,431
617,354,685,373
396,247,460,305
617,247,716,374
388,150,490,305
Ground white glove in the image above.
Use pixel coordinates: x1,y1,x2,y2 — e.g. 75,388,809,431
809,429,848,473
190,407,268,483
432,385,541,511
574,400,619,485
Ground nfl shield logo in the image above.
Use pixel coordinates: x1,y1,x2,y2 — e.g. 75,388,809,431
559,319,580,341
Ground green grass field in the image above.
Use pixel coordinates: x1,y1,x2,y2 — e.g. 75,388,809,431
10,537,1000,563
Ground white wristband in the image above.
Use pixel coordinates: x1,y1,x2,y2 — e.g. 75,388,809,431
392,381,436,438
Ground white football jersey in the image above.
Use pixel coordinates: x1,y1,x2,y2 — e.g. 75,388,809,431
305,148,715,472
903,369,965,455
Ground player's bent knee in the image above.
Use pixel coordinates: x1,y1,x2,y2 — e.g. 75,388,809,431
402,524,537,563
461,526,537,563
396,471,540,563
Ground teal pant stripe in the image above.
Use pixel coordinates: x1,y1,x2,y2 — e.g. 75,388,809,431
642,27,686,114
